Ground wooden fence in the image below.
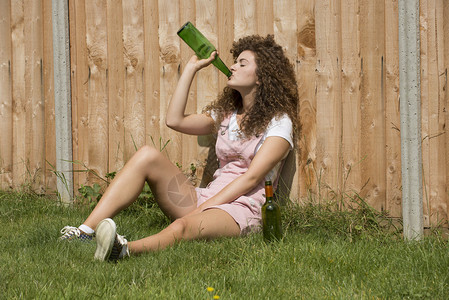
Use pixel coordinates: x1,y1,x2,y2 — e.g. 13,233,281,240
0,0,448,226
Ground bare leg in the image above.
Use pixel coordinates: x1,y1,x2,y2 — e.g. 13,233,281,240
83,145,198,230
127,208,240,254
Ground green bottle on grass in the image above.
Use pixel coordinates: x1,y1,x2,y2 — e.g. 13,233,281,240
262,180,282,242
177,21,232,77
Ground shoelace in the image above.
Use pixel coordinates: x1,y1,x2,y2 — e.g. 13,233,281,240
60,226,80,238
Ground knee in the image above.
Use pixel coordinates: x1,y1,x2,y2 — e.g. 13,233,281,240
168,218,189,239
134,145,161,166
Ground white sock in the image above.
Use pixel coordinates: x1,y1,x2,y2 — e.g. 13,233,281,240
79,224,95,234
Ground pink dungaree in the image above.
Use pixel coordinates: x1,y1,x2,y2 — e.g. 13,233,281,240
195,115,274,235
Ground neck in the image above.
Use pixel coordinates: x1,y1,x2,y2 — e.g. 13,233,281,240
238,88,256,115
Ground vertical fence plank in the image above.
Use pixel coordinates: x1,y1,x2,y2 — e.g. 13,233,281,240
256,0,273,36
143,1,160,146
11,0,26,189
0,0,13,190
24,0,45,193
315,0,342,200
420,0,430,226
359,0,386,211
433,0,447,222
340,0,362,198
234,0,256,39
158,0,181,164
84,0,109,182
218,0,234,91
274,0,297,59
425,0,440,226
440,1,449,225
123,0,145,159
296,0,317,200
384,0,402,217
70,0,89,189
43,0,56,192
107,0,125,172
423,0,447,225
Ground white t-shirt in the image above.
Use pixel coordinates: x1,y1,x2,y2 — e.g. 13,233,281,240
214,110,293,182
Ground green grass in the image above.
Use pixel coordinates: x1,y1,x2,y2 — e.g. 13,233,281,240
1,191,448,299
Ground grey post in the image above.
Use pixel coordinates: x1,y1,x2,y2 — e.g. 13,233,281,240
52,0,73,203
398,0,423,240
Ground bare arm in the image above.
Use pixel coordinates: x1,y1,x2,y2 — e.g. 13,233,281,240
187,136,291,215
165,52,217,135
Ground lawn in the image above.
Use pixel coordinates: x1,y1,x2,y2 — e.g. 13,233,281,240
0,190,448,299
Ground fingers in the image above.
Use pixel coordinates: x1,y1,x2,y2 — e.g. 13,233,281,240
186,51,218,73
198,51,217,66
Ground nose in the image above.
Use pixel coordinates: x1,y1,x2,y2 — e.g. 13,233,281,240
230,63,237,72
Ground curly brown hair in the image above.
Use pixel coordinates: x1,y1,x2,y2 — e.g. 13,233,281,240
203,34,300,148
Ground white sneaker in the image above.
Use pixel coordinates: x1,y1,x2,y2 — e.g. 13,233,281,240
94,218,128,261
60,226,93,241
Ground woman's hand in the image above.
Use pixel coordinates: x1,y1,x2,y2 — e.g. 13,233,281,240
186,51,218,73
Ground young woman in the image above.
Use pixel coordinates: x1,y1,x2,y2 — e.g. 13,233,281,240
60,34,300,261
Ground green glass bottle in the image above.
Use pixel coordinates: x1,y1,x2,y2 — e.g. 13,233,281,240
262,180,282,242
177,21,232,78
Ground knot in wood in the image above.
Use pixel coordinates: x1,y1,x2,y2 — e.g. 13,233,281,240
160,45,179,64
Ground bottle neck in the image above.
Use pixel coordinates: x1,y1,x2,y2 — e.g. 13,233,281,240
265,183,273,198
265,196,274,203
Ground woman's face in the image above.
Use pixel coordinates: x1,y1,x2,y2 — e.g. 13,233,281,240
227,50,259,93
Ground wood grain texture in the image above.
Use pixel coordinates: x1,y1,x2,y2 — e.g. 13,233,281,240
444,0,449,226
107,0,125,172
0,0,13,189
296,0,317,200
84,0,109,183
340,0,361,198
315,0,342,201
43,0,56,192
234,0,256,39
158,0,181,164
24,0,45,193
143,0,161,147
359,0,386,211
123,0,146,159
69,0,89,188
420,0,430,226
384,0,402,217
11,0,26,188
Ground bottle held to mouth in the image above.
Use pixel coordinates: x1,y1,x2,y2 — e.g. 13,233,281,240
177,21,232,78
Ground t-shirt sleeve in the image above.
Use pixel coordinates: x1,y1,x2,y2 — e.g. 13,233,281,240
210,110,218,122
265,114,294,149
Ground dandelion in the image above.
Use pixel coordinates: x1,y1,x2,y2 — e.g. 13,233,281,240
213,295,220,300
207,287,215,292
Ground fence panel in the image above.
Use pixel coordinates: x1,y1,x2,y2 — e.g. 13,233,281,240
1,0,449,225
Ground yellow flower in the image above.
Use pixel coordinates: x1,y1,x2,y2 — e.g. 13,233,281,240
213,296,220,300
207,287,215,292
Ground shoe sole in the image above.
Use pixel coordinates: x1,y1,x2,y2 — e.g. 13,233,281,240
94,218,116,261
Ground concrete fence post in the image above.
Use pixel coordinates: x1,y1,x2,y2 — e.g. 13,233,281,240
52,0,73,203
398,0,423,240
